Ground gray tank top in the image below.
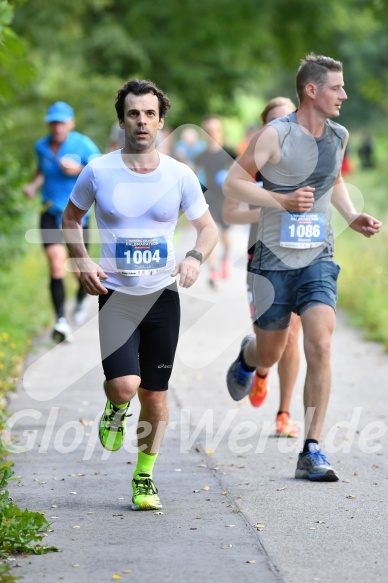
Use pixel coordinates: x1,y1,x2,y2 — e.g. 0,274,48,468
251,112,347,270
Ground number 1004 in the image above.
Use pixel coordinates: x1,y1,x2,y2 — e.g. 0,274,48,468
124,249,161,264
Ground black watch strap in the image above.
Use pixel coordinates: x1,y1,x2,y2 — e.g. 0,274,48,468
185,250,203,264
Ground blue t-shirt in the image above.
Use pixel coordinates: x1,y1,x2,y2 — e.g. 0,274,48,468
35,131,100,224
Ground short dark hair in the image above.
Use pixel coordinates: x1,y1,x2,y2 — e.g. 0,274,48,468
115,79,171,121
296,53,343,103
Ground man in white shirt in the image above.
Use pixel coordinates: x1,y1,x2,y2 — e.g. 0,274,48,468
62,79,218,510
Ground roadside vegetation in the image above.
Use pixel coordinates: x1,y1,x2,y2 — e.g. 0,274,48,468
0,246,57,579
335,155,388,348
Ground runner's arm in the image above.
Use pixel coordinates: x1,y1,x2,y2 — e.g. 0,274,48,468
331,175,382,237
223,126,315,213
62,200,108,294
222,197,261,225
171,209,218,288
60,157,85,176
331,133,382,237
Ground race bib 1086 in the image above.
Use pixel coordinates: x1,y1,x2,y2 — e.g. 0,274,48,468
115,236,168,276
280,212,326,249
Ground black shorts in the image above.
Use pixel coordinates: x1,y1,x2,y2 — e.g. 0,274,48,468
40,211,89,248
98,284,180,390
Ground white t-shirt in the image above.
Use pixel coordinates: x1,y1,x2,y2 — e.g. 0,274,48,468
70,150,208,294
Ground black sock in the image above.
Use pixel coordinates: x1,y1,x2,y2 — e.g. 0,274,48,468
240,350,256,372
50,278,65,319
303,439,318,453
77,282,87,303
277,411,289,416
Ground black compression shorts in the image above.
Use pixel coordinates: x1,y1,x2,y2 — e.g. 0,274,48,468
98,284,180,390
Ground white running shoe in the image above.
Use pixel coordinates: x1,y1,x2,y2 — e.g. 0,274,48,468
52,317,72,343
73,298,88,325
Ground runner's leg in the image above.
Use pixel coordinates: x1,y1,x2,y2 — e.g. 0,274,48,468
137,389,168,455
301,304,335,440
45,244,67,317
277,313,301,412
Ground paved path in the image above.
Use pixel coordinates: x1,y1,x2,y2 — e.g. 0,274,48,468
5,225,388,582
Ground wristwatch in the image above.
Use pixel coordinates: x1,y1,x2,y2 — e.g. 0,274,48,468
185,250,203,264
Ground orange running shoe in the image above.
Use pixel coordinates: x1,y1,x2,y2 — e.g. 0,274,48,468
209,269,220,290
276,412,299,438
249,371,269,407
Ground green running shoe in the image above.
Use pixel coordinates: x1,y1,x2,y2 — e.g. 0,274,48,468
99,400,131,451
131,473,162,511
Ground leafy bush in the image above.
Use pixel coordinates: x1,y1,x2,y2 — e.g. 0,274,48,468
0,468,57,556
0,155,29,271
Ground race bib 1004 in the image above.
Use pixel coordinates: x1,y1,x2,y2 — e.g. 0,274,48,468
280,212,326,249
115,236,168,276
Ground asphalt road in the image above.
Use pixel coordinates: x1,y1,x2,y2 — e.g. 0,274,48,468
4,225,388,583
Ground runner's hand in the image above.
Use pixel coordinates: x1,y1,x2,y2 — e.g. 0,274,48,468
348,213,382,238
79,260,109,295
23,184,37,199
171,256,201,288
60,156,83,176
278,186,315,213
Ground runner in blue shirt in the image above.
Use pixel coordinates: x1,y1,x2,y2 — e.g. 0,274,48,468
23,102,100,341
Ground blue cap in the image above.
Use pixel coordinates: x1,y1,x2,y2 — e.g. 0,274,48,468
45,101,74,123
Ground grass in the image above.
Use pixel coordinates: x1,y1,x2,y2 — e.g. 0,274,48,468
0,248,52,400
335,163,388,348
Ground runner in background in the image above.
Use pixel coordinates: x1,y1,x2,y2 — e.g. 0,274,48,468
236,124,259,157
172,126,206,169
223,97,300,438
106,121,125,151
194,115,236,289
23,101,100,341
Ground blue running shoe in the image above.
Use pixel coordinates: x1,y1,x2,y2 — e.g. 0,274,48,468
295,443,339,482
226,335,255,401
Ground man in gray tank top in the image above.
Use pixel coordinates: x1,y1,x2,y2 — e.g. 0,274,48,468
223,53,382,482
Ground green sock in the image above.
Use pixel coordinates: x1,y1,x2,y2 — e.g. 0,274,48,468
111,401,129,410
134,450,158,478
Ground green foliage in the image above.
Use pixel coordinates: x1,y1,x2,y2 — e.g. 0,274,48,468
0,248,51,397
0,159,30,271
0,437,58,580
0,0,37,273
336,164,388,349
0,468,59,557
0,561,18,583
0,1,35,103
9,0,388,130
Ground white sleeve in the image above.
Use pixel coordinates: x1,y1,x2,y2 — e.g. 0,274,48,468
180,166,209,220
70,164,96,211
